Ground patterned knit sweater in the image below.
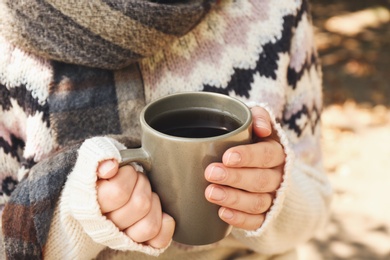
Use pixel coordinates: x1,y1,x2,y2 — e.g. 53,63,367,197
0,0,332,259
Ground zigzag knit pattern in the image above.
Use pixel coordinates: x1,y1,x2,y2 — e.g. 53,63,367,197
0,0,328,259
140,0,322,158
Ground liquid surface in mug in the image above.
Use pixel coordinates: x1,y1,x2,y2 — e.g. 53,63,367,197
149,108,242,138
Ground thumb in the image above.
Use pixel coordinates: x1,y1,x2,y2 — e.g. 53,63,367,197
251,106,272,138
97,159,119,179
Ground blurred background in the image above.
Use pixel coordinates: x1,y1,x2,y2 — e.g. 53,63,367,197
299,0,390,259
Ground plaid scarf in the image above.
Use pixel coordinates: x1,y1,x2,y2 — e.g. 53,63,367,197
1,61,149,259
0,0,215,69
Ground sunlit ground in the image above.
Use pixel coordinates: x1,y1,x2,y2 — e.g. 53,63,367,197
312,1,389,106
298,1,390,259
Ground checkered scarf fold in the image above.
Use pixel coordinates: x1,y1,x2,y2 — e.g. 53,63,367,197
2,61,148,259
0,0,215,69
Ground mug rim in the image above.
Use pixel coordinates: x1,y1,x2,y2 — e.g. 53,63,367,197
140,92,252,141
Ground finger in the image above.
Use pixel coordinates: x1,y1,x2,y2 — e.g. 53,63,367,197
105,173,153,230
124,193,163,243
218,207,265,231
251,106,272,138
97,159,119,179
146,213,175,249
205,164,283,193
205,184,273,215
97,165,138,213
222,139,285,168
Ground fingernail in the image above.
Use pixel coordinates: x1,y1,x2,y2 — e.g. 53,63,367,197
227,152,241,166
255,118,271,132
207,166,226,181
99,160,116,176
208,186,226,201
220,208,234,219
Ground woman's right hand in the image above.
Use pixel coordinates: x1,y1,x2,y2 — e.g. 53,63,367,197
96,160,175,249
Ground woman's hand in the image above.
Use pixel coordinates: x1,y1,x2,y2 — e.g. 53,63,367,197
205,106,285,231
96,161,175,248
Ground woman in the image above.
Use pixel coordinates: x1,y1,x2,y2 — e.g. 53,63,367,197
0,0,332,259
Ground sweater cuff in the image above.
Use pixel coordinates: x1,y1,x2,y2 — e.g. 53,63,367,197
65,136,165,256
242,102,295,237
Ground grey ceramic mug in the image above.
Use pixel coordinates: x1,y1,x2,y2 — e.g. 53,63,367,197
119,92,252,245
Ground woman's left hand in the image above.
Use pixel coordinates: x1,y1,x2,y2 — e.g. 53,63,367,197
204,106,285,231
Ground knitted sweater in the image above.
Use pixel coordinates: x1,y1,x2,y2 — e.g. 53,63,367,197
0,0,332,259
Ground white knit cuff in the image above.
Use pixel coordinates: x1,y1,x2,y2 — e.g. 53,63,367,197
240,102,295,237
65,136,165,256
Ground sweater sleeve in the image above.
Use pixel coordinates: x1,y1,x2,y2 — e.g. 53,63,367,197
0,35,157,258
229,7,333,255
0,35,63,259
44,137,166,259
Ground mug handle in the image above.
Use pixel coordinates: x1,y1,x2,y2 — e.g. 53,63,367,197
119,148,152,171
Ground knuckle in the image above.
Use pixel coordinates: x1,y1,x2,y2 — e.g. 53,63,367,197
143,220,161,238
261,144,274,167
251,194,268,214
253,170,271,192
232,170,243,186
155,240,170,249
108,184,131,204
229,191,241,207
246,147,256,166
132,193,152,215
248,215,265,231
233,213,246,227
149,239,168,249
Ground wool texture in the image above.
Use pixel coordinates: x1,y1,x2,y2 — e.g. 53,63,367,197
0,0,216,70
0,0,332,259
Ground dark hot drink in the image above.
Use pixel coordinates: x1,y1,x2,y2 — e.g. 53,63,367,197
149,108,242,138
